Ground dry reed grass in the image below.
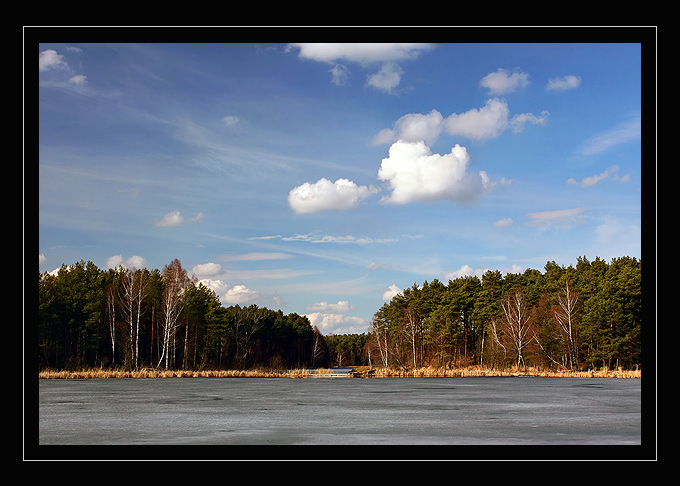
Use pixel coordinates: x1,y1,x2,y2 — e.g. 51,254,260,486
370,365,640,379
38,365,640,380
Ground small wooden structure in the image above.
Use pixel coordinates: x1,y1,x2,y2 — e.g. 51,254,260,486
349,366,376,378
304,367,376,378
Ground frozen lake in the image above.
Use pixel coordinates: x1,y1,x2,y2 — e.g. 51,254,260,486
38,376,641,450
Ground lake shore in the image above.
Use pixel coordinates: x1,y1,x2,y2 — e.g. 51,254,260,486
38,365,640,380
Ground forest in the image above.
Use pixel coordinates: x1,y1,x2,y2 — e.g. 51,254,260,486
37,255,641,372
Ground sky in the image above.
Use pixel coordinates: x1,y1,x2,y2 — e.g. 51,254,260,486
37,38,644,335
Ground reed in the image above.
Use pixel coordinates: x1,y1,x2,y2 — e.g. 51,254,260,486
369,365,640,379
38,365,640,380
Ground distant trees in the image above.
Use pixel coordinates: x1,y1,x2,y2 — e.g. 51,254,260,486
38,259,319,371
37,255,642,372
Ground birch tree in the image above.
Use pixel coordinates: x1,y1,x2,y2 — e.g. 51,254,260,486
500,288,532,368
119,268,148,369
554,277,579,370
158,259,190,369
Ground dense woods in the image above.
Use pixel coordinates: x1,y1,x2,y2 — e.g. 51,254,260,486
38,259,324,371
366,256,641,371
37,255,641,372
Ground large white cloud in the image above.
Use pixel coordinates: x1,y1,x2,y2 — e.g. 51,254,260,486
288,178,378,214
377,141,493,205
288,43,432,64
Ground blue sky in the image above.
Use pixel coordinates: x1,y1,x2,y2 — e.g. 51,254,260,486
37,39,644,335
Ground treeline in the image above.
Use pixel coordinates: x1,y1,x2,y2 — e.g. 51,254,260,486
362,256,641,371
37,255,642,373
38,259,328,371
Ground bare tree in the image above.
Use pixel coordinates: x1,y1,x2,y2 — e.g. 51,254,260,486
158,259,189,369
105,282,117,366
311,326,324,367
500,288,532,368
487,317,506,368
119,268,148,369
404,308,421,369
233,306,263,369
554,277,579,370
370,318,389,368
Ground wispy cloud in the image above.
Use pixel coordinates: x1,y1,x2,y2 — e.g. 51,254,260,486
219,252,293,262
578,117,641,156
525,208,587,227
255,233,398,245
567,165,630,187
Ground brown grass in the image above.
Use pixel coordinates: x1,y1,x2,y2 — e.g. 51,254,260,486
38,365,640,380
369,365,640,379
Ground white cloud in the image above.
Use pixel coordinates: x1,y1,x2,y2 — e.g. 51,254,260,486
509,111,549,134
157,210,184,227
288,43,433,64
68,74,87,86
106,254,148,270
382,284,402,301
445,98,510,141
525,208,587,227
546,75,581,92
503,264,525,275
39,49,68,71
156,210,203,227
199,279,260,306
39,253,47,265
386,110,444,146
444,264,489,280
366,62,403,93
493,217,514,227
330,63,350,86
223,284,260,305
288,178,378,214
305,312,369,335
479,68,530,95
190,212,204,222
306,300,353,313
287,43,433,94
377,141,493,205
567,165,628,187
192,262,223,277
373,99,547,145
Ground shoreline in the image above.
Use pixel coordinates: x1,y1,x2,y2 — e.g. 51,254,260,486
38,365,641,380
